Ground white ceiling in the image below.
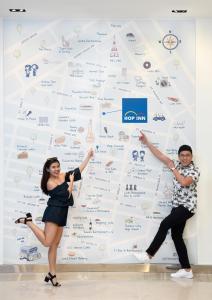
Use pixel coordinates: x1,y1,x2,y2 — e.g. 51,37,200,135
0,0,212,18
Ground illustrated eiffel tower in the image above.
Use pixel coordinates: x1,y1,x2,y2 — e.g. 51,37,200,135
110,35,119,58
86,119,95,143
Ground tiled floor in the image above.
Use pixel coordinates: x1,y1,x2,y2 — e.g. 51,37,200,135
0,272,212,300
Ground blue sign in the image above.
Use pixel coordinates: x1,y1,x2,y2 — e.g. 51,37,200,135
122,98,148,123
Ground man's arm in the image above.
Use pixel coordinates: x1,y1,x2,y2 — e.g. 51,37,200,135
139,132,172,166
139,132,194,187
167,160,194,187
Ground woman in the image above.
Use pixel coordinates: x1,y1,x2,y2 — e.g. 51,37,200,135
134,132,200,279
15,149,94,286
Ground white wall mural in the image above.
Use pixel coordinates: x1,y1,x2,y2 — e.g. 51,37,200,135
3,19,196,264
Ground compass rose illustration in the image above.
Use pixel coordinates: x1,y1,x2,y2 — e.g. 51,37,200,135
159,30,181,53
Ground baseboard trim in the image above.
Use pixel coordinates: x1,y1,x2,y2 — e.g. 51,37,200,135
0,264,212,273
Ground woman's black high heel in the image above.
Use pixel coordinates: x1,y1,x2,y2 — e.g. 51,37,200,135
15,213,32,224
44,272,61,287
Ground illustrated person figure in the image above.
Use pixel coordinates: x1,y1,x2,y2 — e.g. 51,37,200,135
139,150,145,162
135,132,200,279
15,149,94,286
132,150,139,161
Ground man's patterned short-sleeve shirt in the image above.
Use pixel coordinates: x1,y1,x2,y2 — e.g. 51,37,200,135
172,161,200,213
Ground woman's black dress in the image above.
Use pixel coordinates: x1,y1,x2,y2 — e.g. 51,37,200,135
42,168,81,227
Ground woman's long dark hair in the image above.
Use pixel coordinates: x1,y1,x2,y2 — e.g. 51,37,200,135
41,157,60,195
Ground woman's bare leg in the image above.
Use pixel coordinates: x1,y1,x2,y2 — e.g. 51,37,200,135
48,227,63,275
26,221,58,247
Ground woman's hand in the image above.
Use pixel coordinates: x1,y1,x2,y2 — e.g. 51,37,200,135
68,172,75,196
87,148,94,159
69,172,75,182
79,149,94,173
139,131,148,145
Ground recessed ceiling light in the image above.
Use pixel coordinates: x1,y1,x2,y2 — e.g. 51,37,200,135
9,9,26,13
172,10,187,13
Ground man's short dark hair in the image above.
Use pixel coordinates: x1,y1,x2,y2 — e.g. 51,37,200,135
178,145,193,155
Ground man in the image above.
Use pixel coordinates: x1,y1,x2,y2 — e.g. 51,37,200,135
135,132,200,279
